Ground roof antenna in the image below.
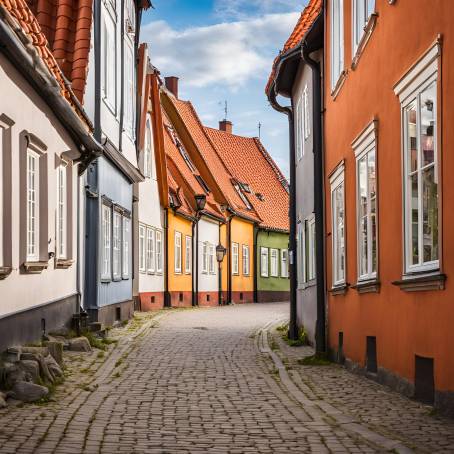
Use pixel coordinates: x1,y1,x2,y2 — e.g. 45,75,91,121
218,100,228,121
258,122,262,139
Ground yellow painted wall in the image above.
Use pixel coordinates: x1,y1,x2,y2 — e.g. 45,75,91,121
230,217,254,292
168,211,193,292
220,223,228,292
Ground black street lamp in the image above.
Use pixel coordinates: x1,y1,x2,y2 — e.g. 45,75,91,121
195,194,207,211
216,244,227,305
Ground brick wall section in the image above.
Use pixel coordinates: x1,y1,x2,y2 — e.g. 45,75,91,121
170,291,193,308
139,292,165,311
198,291,219,307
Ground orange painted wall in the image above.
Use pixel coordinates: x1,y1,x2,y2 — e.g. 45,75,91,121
168,211,193,292
230,217,254,292
324,0,454,392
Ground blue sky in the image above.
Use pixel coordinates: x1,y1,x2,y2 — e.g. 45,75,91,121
141,0,307,177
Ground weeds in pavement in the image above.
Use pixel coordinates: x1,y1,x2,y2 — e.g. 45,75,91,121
298,354,331,366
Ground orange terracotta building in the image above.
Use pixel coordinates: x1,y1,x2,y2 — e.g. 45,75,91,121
323,0,454,415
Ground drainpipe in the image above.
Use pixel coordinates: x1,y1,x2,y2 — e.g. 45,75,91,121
93,0,101,142
164,208,170,307
227,216,232,304
302,43,326,355
253,225,259,303
192,220,196,306
119,0,125,152
268,90,298,341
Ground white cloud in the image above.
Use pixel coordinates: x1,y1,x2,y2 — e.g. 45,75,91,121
141,12,299,89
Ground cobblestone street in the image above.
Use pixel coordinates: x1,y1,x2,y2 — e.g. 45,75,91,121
0,303,453,453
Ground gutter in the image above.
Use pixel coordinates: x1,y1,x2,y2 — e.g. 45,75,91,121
302,43,326,355
267,88,298,341
0,7,102,168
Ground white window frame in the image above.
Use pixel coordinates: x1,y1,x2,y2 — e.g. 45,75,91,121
155,230,163,274
26,149,40,262
242,245,250,276
330,0,344,91
330,163,346,287
303,85,310,140
232,242,239,275
281,249,289,278
124,39,135,139
185,235,192,274
101,204,112,279
113,210,122,279
307,216,316,281
125,0,136,34
139,223,146,273
102,3,117,112
352,0,375,54
260,247,269,278
297,221,306,285
146,227,155,274
122,216,130,278
144,116,154,178
0,127,3,266
174,231,182,274
56,164,67,260
202,242,208,274
270,248,279,277
295,96,303,160
209,244,216,275
394,41,440,274
353,121,378,281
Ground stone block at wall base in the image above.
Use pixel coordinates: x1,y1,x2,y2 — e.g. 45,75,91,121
138,292,165,311
256,291,290,303
87,300,134,328
0,294,78,353
343,356,454,418
231,291,254,304
198,291,219,307
170,291,193,308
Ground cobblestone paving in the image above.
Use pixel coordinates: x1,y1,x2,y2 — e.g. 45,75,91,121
0,303,453,453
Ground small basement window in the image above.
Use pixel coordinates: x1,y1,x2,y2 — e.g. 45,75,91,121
366,336,377,373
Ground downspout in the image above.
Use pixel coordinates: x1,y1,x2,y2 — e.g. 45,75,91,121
227,216,232,304
93,0,101,142
302,43,326,354
253,225,258,303
119,0,125,152
195,217,200,306
191,219,197,306
164,208,170,307
268,89,298,340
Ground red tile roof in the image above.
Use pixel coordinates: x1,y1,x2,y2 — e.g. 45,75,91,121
205,127,289,232
165,94,261,223
266,0,322,94
0,0,89,122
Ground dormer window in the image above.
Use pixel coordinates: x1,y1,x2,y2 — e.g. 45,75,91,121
144,115,154,178
177,143,196,172
234,182,252,210
195,175,210,194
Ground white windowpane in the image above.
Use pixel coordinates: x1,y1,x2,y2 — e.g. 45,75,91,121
147,228,155,273
232,243,239,275
307,219,316,281
242,245,250,276
113,211,121,278
102,205,112,278
260,247,269,277
139,224,146,273
331,172,345,286
27,150,39,261
353,0,374,52
209,244,215,274
297,222,306,284
270,249,279,277
145,117,154,178
125,43,135,137
185,236,192,274
331,0,344,89
56,165,67,259
155,230,163,273
174,232,182,273
281,249,288,278
122,217,130,278
103,10,116,110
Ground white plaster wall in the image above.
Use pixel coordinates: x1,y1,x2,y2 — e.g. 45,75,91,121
0,55,79,318
197,217,219,292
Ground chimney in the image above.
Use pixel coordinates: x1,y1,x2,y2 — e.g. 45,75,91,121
165,76,179,98
219,120,233,134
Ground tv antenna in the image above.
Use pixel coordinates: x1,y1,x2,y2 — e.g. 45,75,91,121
258,122,262,139
219,100,228,121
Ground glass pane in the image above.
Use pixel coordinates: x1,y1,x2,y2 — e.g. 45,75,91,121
368,150,376,200
371,213,377,273
410,173,419,265
359,156,367,217
367,0,375,17
360,215,368,276
336,184,345,281
406,100,418,173
420,83,436,167
422,166,438,262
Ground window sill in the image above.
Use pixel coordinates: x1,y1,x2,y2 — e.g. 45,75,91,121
329,283,349,295
147,271,156,275
392,272,446,292
330,70,348,100
100,278,112,284
351,279,380,294
122,276,130,280
0,266,12,280
22,262,48,274
112,276,122,282
55,259,74,270
351,13,378,70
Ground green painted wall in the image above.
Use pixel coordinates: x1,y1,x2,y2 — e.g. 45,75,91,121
256,230,290,292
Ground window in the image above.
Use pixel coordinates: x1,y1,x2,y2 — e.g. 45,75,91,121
297,221,306,284
270,248,279,277
26,149,40,262
281,249,288,278
353,0,375,53
195,175,210,194
0,127,3,266
209,244,215,274
155,230,163,273
124,42,135,138
303,85,310,140
102,7,116,111
185,236,191,274
353,121,377,281
146,227,155,273
394,42,440,274
260,247,269,277
232,242,239,275
113,211,122,279
330,0,344,90
139,224,146,273
307,217,316,281
101,204,112,279
295,96,303,160
234,183,252,210
144,117,154,178
56,164,67,259
242,245,250,276
202,242,208,274
330,165,346,286
174,231,182,273
125,0,136,34
122,216,130,278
